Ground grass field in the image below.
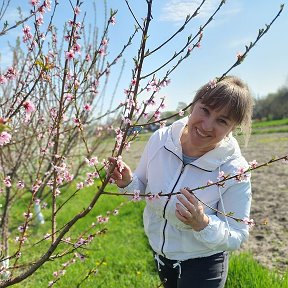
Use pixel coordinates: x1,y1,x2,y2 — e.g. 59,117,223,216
3,119,288,287
252,118,288,134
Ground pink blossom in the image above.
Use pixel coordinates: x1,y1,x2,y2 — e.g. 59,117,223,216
249,159,258,169
178,110,184,116
116,156,125,172
131,78,137,86
125,141,131,151
5,67,17,80
0,131,12,146
101,38,108,46
18,225,25,232
207,180,214,186
36,14,44,26
85,54,91,61
85,156,98,166
3,176,12,187
34,198,41,205
237,52,243,61
76,182,84,189
145,195,155,201
65,50,75,60
41,202,48,209
242,217,255,229
44,0,51,10
235,167,248,182
23,212,33,219
96,215,109,224
217,171,225,180
73,43,81,54
65,93,74,102
37,5,45,14
73,118,81,127
132,190,141,202
84,104,92,112
17,181,25,189
55,188,61,197
29,0,40,6
109,16,116,25
23,100,36,114
74,79,80,89
0,75,7,84
98,47,106,57
209,79,217,89
74,6,81,15
23,25,31,34
154,110,161,121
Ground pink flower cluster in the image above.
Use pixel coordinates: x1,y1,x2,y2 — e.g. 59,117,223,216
0,131,12,146
0,66,17,84
114,128,124,152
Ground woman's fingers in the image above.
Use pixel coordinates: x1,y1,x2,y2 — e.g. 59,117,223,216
175,188,209,231
107,157,133,188
176,189,199,215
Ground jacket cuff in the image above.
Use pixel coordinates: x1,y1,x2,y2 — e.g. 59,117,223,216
193,215,226,245
119,174,137,194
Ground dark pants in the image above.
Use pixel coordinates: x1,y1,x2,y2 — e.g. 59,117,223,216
154,252,229,288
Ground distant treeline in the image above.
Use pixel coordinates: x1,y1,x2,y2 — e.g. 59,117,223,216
253,86,288,120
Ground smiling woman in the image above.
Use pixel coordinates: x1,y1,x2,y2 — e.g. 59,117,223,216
110,75,254,288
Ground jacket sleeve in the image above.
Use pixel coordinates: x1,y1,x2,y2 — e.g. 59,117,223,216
192,178,252,251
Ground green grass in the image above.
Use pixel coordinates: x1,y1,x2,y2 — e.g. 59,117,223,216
252,118,288,134
252,118,288,129
226,253,288,288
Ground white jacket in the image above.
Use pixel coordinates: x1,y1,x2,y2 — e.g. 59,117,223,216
123,117,252,261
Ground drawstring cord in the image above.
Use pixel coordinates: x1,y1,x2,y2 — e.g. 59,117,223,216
218,167,231,236
154,254,182,278
173,261,182,278
154,254,165,271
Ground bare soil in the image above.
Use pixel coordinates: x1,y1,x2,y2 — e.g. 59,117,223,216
122,132,288,273
240,133,288,273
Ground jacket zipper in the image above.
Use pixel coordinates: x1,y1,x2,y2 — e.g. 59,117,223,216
160,164,185,257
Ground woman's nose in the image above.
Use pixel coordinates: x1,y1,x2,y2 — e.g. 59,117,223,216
202,117,214,131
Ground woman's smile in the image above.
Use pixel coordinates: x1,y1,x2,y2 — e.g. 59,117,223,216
195,127,210,138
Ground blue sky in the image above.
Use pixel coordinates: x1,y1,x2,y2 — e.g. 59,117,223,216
1,0,287,111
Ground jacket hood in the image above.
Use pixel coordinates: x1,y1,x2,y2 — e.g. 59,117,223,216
165,116,242,171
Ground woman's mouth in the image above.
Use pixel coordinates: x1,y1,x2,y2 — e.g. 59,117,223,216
196,128,209,137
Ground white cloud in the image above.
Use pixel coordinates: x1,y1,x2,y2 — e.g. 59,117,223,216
159,0,240,23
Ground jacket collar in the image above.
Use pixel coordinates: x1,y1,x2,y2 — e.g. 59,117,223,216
164,117,241,171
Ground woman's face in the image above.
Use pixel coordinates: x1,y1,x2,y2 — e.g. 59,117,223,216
183,101,236,156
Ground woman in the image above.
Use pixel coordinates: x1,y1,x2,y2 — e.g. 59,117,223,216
110,76,253,288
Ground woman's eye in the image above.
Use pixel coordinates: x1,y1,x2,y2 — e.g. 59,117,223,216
218,119,228,125
202,107,209,113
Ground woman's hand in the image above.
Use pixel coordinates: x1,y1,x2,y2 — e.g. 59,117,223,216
108,157,133,188
175,188,209,231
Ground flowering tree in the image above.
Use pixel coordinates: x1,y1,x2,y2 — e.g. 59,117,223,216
0,0,286,286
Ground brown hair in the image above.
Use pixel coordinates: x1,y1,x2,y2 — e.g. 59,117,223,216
191,76,254,145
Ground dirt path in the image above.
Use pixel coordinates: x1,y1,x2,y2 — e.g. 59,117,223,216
240,133,288,273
